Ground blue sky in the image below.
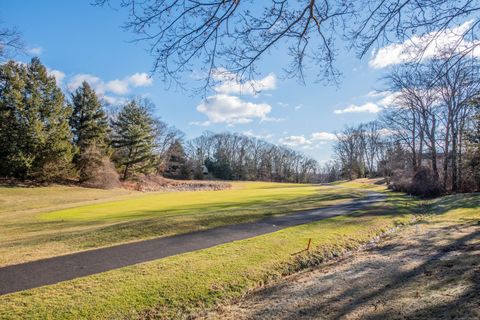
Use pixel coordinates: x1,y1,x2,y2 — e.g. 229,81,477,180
3,1,441,163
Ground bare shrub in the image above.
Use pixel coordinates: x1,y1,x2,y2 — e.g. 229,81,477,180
78,146,120,189
389,170,412,193
409,167,443,197
459,166,480,193
390,167,443,197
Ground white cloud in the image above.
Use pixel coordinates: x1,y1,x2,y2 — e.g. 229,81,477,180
189,120,211,127
68,74,104,93
378,128,395,137
67,71,154,98
213,70,277,96
311,131,337,141
334,102,381,114
47,69,65,86
277,102,302,111
196,94,272,125
279,135,311,147
377,91,401,107
243,130,274,140
27,46,43,55
105,79,130,95
365,91,384,98
128,72,153,87
370,20,480,69
195,72,279,126
261,116,285,123
279,131,337,148
365,90,402,107
102,95,128,105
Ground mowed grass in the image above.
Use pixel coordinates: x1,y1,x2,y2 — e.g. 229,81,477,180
0,185,136,215
330,178,387,191
40,182,352,222
0,191,419,320
0,181,362,266
1,182,477,319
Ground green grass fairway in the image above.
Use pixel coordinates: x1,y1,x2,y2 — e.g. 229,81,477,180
0,182,362,266
1,181,477,319
0,191,421,320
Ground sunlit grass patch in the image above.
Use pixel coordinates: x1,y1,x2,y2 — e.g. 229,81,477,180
0,182,360,266
427,193,480,223
332,178,387,191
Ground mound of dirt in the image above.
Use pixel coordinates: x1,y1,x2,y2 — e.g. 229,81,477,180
121,175,231,192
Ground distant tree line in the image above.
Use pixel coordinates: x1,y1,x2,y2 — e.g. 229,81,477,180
186,132,319,183
329,55,480,195
0,58,319,187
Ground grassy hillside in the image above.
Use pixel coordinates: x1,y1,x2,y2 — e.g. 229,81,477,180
0,182,361,266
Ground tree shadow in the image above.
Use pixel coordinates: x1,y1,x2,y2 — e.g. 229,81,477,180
430,193,480,214
244,226,479,319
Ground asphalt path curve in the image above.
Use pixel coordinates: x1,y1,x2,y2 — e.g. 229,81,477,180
0,191,385,295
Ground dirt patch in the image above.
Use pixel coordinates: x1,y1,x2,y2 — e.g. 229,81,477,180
122,176,231,192
201,222,479,320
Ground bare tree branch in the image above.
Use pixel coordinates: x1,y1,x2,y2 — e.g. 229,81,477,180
0,22,23,60
94,0,480,89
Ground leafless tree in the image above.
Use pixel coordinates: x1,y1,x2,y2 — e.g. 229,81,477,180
382,63,441,178
333,122,386,180
154,120,184,173
381,55,479,192
186,131,319,182
334,126,366,180
95,0,480,87
433,57,479,191
0,22,23,60
317,160,341,182
361,121,383,176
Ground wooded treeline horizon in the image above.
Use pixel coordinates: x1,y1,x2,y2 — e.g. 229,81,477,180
0,56,479,195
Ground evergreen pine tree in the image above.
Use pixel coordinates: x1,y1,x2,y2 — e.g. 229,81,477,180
0,58,73,180
0,61,29,177
70,81,109,151
69,81,110,182
163,140,190,179
111,99,157,180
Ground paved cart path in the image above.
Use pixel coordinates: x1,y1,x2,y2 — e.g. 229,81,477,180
0,192,385,295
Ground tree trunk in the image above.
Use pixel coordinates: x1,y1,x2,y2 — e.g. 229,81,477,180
412,115,418,171
430,116,439,181
457,116,466,191
451,121,458,192
443,112,451,191
418,125,424,169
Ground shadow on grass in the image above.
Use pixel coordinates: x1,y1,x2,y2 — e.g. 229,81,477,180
430,193,480,213
247,225,480,320
349,191,479,221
